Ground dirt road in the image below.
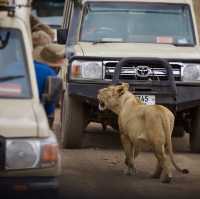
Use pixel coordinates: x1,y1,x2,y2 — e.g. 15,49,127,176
57,123,200,199
4,121,200,199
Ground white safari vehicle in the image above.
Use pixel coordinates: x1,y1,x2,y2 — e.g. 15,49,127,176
59,0,200,152
0,0,61,194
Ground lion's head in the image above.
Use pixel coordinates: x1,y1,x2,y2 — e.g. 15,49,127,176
97,83,129,113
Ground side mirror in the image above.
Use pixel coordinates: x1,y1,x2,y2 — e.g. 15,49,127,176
57,28,68,44
42,76,63,104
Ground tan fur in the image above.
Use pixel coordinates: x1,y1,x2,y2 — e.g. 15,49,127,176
98,83,188,183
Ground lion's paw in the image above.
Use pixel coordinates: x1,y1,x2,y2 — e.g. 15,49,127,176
161,176,172,183
123,168,136,176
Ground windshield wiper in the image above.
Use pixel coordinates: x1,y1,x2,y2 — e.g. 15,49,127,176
0,75,25,82
93,38,123,45
0,32,10,49
93,40,112,45
172,43,194,47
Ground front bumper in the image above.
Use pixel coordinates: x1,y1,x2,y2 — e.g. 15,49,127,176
0,176,59,192
67,57,200,112
0,135,61,192
68,81,200,111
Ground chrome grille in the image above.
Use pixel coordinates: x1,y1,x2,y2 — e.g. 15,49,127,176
104,61,182,81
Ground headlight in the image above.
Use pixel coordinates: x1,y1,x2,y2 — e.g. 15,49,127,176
6,140,40,170
6,134,59,170
182,64,200,81
71,60,103,80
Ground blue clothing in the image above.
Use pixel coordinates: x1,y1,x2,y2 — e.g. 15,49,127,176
34,61,56,116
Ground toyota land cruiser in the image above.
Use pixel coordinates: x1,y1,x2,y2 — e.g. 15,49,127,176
60,0,200,153
0,0,61,194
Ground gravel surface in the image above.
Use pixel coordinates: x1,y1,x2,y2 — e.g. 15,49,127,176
58,122,200,199
4,111,200,199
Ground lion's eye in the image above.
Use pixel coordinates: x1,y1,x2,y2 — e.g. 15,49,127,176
108,93,113,98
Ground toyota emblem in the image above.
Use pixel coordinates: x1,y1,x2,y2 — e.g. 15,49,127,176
135,65,152,78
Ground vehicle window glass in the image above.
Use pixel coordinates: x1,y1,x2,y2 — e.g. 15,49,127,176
0,29,31,98
80,3,195,45
32,0,65,28
33,0,65,17
67,7,82,46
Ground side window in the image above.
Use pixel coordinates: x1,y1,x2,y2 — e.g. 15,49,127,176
0,29,31,98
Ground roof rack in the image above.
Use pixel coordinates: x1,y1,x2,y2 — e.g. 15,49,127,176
0,0,15,16
0,0,32,17
0,5,15,12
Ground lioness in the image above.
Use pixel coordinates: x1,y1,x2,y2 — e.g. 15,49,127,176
97,83,189,183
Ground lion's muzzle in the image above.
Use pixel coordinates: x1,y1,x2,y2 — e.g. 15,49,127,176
98,100,106,111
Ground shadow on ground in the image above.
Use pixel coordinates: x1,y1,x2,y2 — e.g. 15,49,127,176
82,123,190,153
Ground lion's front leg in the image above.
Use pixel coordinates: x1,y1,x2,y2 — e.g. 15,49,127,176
120,134,136,176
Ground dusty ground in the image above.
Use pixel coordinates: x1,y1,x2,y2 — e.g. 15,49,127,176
57,122,200,199
4,112,200,199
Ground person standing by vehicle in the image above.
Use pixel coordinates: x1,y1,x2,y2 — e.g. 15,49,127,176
30,14,55,40
32,30,65,125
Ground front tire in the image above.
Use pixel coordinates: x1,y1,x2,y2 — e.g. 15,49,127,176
61,90,85,149
190,107,200,153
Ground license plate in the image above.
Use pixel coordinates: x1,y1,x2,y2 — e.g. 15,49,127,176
136,95,155,105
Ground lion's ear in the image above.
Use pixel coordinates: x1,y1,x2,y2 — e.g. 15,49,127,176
122,83,129,91
116,84,126,96
116,87,124,96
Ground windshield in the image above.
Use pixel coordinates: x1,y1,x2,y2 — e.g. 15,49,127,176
32,0,64,27
0,29,31,98
33,0,64,17
80,3,195,45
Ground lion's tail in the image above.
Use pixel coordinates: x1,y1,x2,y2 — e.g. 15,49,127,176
162,110,189,174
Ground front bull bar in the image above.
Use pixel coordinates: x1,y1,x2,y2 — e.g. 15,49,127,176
112,57,177,100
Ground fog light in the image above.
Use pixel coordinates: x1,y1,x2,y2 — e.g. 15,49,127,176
14,184,28,192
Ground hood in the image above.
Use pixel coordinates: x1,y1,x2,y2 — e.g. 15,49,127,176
76,42,200,60
0,100,38,138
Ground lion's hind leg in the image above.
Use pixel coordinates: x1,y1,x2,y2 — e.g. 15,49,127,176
153,144,172,183
151,161,163,179
121,134,135,176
